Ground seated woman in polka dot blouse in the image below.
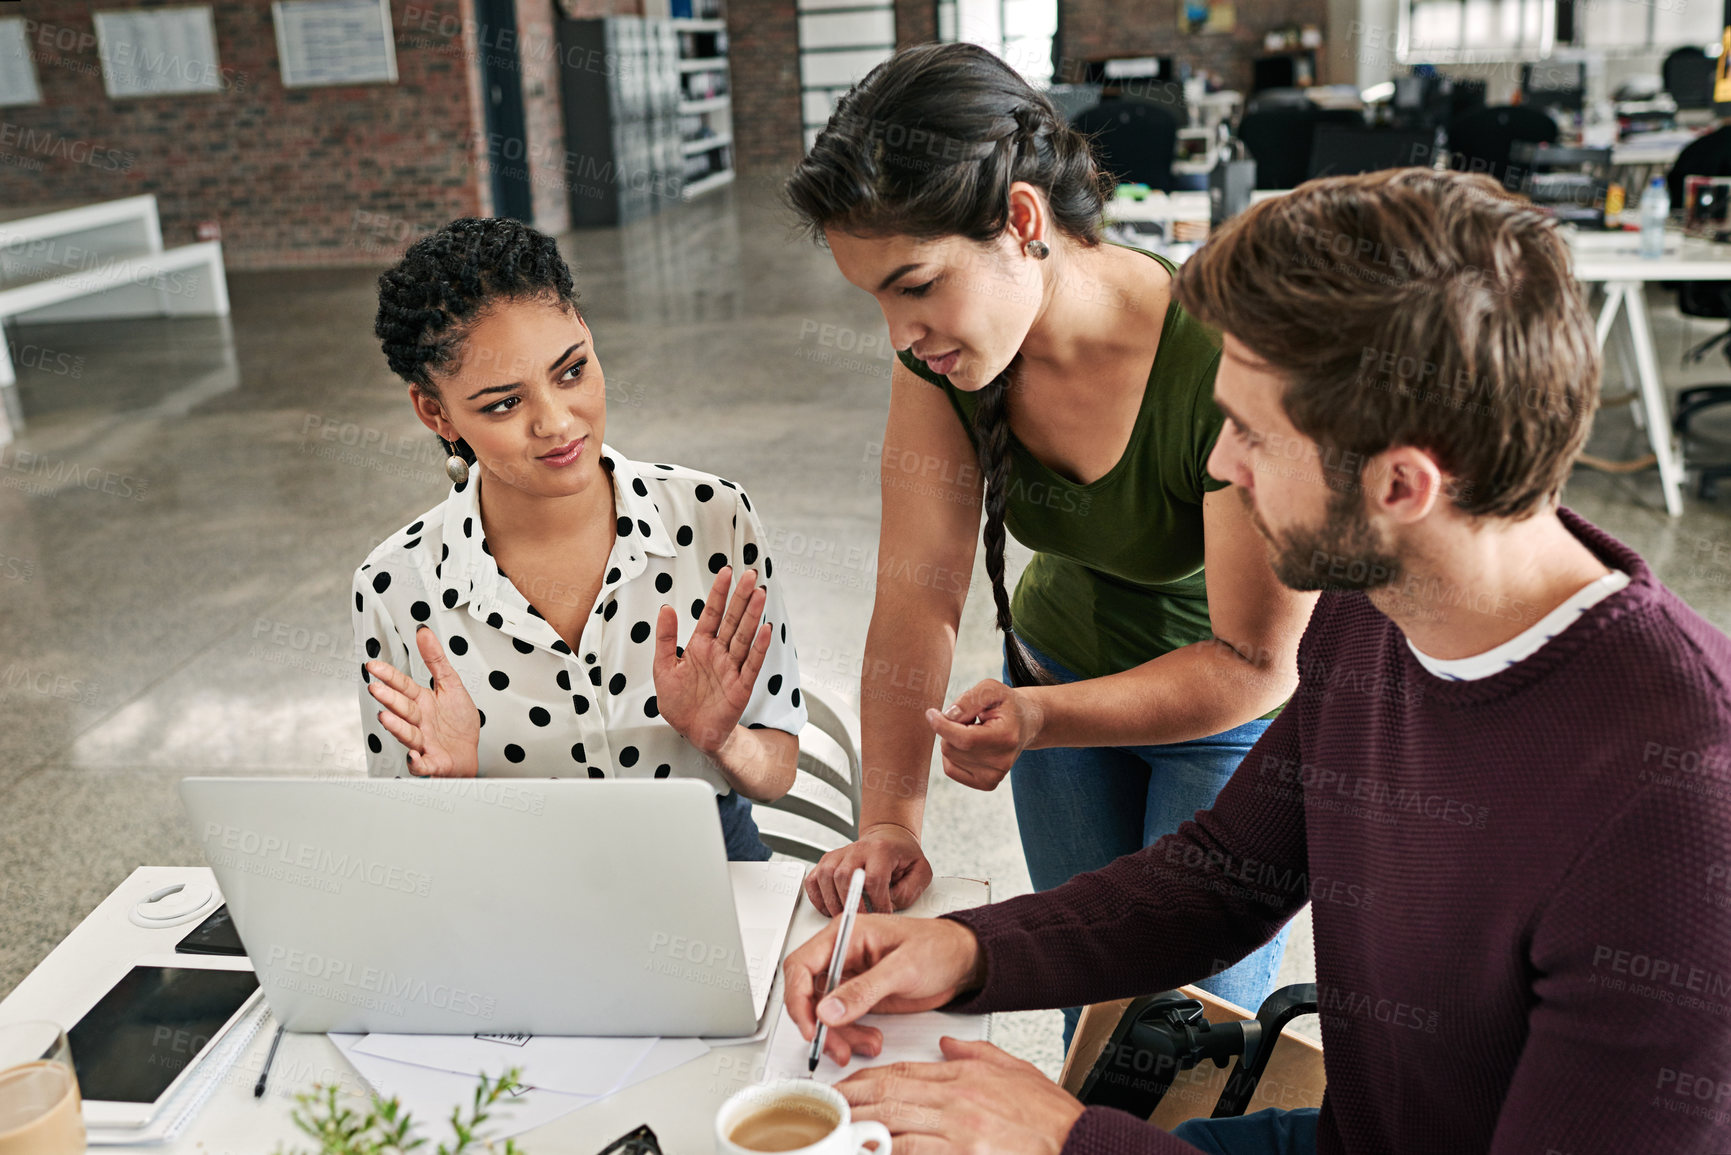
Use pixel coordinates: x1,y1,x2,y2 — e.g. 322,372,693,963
353,218,806,860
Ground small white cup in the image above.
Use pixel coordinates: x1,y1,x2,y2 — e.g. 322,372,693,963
715,1078,891,1155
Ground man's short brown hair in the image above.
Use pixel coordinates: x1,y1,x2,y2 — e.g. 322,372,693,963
1173,168,1598,519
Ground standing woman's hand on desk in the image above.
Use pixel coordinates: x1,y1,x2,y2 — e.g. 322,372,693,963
782,914,985,1066
364,626,480,777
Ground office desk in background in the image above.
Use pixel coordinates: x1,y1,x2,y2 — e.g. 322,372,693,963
0,866,990,1152
1106,189,1731,517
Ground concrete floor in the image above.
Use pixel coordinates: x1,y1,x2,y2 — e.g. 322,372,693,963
5,175,1731,1084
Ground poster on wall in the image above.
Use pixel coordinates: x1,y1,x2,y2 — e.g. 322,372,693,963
94,6,226,98
273,0,398,88
1178,0,1234,35
0,19,43,107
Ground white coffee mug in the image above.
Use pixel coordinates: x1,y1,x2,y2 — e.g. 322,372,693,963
715,1078,891,1155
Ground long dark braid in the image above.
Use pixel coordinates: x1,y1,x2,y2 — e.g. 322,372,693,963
972,370,1052,687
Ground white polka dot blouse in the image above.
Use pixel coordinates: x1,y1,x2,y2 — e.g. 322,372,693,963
350,445,807,790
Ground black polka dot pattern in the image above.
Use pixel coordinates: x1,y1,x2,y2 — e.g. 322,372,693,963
355,452,807,791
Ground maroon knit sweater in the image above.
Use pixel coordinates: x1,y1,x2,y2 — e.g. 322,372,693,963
946,510,1731,1154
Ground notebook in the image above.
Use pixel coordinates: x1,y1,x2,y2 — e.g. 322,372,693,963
763,876,991,1083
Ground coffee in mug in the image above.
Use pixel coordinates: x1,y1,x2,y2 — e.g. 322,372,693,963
715,1079,889,1155
729,1099,841,1151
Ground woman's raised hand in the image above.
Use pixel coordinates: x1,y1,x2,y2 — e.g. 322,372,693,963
364,626,481,777
653,565,772,756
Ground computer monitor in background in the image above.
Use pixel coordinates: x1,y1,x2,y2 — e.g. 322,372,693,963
1521,60,1586,113
1081,56,1177,86
1307,126,1437,180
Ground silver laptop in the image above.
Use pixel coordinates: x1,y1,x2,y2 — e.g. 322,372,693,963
179,777,758,1036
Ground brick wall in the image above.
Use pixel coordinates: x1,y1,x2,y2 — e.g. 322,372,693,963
894,0,936,50
1058,0,1333,94
727,0,802,176
0,0,586,268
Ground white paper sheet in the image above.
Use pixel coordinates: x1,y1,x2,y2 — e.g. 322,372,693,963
332,1034,597,1144
762,874,991,1084
730,860,807,1017
763,1008,990,1085
352,1032,657,1097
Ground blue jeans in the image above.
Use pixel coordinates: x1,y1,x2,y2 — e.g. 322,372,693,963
1007,643,1290,1045
1169,1108,1320,1154
717,789,771,861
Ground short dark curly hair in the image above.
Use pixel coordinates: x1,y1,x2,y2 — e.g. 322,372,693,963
373,217,582,392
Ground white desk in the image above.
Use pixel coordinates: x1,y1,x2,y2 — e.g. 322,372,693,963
1566,230,1731,517
1107,185,1731,517
0,866,979,1153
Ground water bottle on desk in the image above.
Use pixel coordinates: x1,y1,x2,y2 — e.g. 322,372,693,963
1639,176,1670,259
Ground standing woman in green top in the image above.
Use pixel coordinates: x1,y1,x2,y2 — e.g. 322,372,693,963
785,43,1317,1029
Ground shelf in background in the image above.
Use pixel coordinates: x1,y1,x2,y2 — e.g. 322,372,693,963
682,168,735,200
681,133,732,155
679,94,730,114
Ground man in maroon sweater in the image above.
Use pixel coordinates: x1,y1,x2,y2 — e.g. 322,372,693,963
783,168,1731,1153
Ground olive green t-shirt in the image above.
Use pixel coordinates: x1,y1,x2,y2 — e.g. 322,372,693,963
897,247,1230,682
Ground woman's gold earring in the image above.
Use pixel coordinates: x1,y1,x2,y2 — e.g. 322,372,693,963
442,438,470,485
1025,238,1050,260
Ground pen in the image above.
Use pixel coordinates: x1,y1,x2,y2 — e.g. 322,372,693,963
810,866,866,1073
254,1023,285,1098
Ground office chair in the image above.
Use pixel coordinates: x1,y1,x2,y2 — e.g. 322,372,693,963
1236,106,1363,190
1062,984,1325,1126
1663,46,1717,111
1661,125,1731,498
751,681,863,861
1444,104,1558,192
1072,99,1180,191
